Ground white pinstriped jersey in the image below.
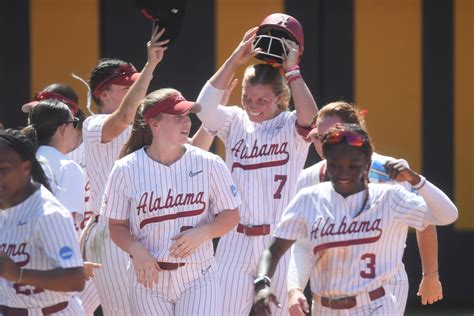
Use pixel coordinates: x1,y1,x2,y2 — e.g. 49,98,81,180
67,143,86,170
101,145,241,263
83,115,131,214
289,152,417,293
0,185,83,308
36,145,85,216
67,143,94,232
209,106,309,225
275,182,431,296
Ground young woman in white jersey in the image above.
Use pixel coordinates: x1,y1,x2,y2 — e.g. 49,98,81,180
0,129,85,315
101,88,240,315
288,102,443,315
23,99,102,315
195,18,318,314
23,99,85,223
252,124,458,316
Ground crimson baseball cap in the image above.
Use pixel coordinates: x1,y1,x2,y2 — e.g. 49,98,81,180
92,63,140,98
21,91,79,115
143,92,200,120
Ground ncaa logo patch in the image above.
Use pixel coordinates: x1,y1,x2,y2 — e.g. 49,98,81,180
59,246,74,260
230,184,238,197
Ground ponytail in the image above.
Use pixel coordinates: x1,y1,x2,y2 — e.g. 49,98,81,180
120,103,153,158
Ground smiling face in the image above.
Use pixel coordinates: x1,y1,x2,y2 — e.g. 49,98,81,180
241,83,282,123
0,143,32,208
150,112,192,145
325,143,370,197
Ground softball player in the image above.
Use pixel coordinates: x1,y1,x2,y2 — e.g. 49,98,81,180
102,88,240,315
82,28,170,315
21,83,101,315
288,102,443,315
196,23,317,315
253,124,458,316
24,100,85,222
0,129,85,315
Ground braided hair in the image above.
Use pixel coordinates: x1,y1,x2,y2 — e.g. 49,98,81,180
0,129,51,191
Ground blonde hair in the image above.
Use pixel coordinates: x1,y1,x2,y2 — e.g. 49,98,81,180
312,101,367,130
120,88,181,158
243,64,291,111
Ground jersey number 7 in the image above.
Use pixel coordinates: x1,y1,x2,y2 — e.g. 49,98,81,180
273,175,287,199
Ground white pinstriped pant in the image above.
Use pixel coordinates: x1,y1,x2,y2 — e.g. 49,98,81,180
311,270,409,316
215,230,290,316
129,260,220,316
5,296,85,316
84,216,131,316
76,278,100,316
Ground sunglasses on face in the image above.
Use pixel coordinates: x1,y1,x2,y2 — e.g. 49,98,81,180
64,117,80,129
325,130,364,147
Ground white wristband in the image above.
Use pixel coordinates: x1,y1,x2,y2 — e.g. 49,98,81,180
285,69,301,78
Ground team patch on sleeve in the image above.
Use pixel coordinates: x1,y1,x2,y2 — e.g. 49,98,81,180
59,246,74,260
230,184,238,197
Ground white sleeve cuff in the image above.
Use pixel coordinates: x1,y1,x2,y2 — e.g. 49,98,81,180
196,82,227,131
418,178,458,226
287,240,312,291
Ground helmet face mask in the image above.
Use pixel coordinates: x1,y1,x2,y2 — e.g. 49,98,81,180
253,34,288,64
253,13,304,65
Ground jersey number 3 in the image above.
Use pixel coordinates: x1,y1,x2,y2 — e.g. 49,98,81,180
273,175,287,199
360,253,376,278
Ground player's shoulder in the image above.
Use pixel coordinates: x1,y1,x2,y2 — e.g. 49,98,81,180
114,147,143,167
300,181,332,198
59,158,84,177
268,109,296,125
298,160,325,185
368,182,403,199
83,114,107,131
225,105,248,122
302,160,325,178
36,185,72,218
185,144,223,162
